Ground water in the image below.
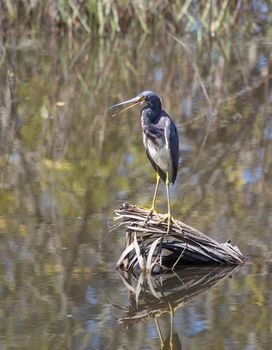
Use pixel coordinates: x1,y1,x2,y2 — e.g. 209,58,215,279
0,29,272,349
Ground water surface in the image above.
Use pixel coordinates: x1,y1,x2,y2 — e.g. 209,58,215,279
0,29,272,349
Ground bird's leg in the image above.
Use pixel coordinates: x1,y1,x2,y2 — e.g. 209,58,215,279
165,172,172,234
157,172,182,234
151,172,160,212
144,172,160,223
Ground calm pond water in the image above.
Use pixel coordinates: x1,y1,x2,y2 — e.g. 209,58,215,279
0,28,272,349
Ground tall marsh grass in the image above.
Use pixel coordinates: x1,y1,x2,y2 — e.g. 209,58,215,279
1,0,272,37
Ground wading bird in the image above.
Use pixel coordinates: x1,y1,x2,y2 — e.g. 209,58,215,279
111,91,180,233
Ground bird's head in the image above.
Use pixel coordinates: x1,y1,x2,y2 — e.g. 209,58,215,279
111,91,162,117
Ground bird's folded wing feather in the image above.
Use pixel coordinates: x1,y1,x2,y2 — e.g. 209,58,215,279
143,125,164,147
164,116,179,183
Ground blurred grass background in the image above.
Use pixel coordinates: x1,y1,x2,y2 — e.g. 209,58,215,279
1,0,272,38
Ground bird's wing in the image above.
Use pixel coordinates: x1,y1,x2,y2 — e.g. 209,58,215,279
164,114,179,184
143,124,167,182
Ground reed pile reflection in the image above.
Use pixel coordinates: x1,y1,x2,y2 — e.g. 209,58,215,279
117,266,240,349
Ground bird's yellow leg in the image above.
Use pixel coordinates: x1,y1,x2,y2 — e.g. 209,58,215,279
151,172,160,211
165,172,172,234
158,172,182,234
144,172,160,223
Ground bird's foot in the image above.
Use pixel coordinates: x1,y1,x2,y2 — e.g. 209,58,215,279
157,214,182,234
157,213,172,234
144,207,160,224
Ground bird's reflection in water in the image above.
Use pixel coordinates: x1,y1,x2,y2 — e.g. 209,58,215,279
117,265,241,349
154,304,182,350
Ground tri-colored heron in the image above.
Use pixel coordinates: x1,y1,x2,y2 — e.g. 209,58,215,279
111,91,180,233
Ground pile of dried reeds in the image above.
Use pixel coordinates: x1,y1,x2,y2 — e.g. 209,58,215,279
112,203,246,273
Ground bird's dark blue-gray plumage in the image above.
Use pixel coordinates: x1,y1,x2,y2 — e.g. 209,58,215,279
111,90,180,232
139,91,179,184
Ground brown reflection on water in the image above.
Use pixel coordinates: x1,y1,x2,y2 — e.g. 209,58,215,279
0,29,272,349
117,266,239,321
117,266,241,349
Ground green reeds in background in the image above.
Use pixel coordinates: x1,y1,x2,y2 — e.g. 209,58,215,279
1,0,272,37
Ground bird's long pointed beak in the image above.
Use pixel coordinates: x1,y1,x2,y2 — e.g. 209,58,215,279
110,96,144,117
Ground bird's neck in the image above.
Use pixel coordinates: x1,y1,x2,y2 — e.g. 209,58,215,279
141,106,161,123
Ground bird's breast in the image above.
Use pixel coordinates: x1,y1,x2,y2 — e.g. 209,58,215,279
144,137,173,177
